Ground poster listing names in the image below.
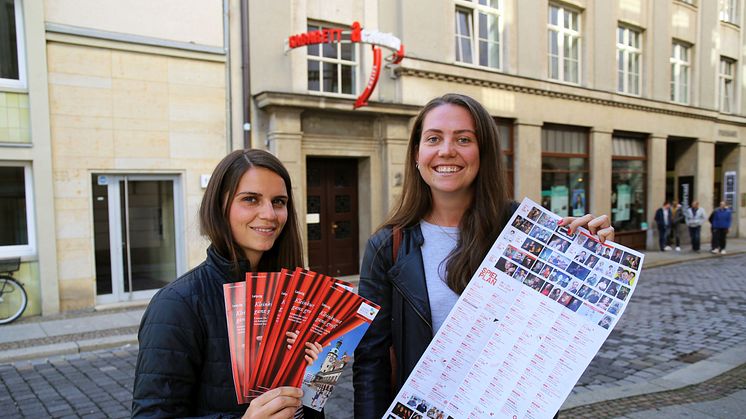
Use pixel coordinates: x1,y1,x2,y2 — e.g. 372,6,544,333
385,198,644,419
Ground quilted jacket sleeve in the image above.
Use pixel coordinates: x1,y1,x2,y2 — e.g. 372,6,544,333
353,231,395,419
132,287,233,418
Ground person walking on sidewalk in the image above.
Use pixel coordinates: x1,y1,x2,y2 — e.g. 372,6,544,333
654,201,673,251
671,201,686,251
711,201,732,254
685,201,706,252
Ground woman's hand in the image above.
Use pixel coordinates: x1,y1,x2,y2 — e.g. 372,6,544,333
285,331,324,365
560,214,615,243
242,386,302,419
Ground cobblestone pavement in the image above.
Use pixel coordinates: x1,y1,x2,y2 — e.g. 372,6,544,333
1,255,745,418
572,253,746,394
0,346,135,418
560,362,746,418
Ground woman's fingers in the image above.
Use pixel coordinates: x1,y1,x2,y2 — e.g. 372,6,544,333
285,330,300,350
304,342,323,364
562,214,614,243
245,387,302,419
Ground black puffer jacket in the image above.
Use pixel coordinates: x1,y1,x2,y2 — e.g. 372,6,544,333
132,247,324,418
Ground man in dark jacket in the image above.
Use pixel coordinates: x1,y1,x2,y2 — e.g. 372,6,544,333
654,201,673,251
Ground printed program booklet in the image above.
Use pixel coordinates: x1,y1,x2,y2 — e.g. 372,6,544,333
385,197,645,419
224,267,379,411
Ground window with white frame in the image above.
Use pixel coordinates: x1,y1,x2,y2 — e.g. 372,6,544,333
0,164,35,257
719,57,735,113
454,0,502,69
306,22,357,96
670,42,690,104
720,0,739,24
617,26,642,95
0,0,26,89
548,4,581,83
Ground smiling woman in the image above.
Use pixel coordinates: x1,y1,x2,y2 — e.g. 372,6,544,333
132,149,325,419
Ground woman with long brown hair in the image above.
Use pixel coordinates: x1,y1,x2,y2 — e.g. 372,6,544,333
352,94,614,418
133,149,323,418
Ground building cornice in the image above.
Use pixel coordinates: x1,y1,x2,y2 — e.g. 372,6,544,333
254,91,421,116
45,23,226,62
396,67,746,127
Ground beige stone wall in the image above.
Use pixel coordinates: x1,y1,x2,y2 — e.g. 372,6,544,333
44,0,223,47
47,42,226,310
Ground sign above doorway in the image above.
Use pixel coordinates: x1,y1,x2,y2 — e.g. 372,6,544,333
285,21,405,109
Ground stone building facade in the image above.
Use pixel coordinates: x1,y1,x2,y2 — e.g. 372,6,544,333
2,0,745,315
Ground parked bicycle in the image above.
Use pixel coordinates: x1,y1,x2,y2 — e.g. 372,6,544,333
0,258,27,325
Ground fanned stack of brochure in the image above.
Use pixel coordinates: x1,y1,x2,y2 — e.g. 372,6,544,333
224,267,379,411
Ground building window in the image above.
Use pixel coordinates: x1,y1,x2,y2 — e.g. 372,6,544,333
541,125,589,217
617,26,641,95
0,0,25,89
454,0,502,69
720,0,739,24
611,135,646,233
719,57,735,113
548,3,581,83
306,23,357,96
495,118,513,199
0,164,35,257
670,42,690,104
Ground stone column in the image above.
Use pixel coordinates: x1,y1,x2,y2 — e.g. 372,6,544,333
647,135,667,250
738,145,746,237
590,129,612,217
266,107,305,260
695,139,715,217
514,121,542,203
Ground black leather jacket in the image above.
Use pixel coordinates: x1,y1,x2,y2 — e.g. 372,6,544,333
353,203,519,419
353,224,432,419
132,247,323,418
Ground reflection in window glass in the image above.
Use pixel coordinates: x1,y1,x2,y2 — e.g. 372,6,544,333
541,126,589,217
611,136,646,232
0,0,20,81
306,23,356,95
0,166,28,246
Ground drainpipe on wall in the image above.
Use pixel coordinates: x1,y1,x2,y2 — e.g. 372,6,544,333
240,0,251,148
223,0,233,153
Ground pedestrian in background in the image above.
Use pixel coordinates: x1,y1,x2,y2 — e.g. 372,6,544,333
711,201,732,254
671,201,686,251
654,201,673,251
685,201,706,252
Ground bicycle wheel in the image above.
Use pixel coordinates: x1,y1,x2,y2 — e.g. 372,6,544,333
0,276,28,325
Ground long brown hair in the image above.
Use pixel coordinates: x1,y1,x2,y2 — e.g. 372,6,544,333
384,93,511,294
199,149,303,272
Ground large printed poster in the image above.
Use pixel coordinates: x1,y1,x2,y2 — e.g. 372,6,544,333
384,198,644,419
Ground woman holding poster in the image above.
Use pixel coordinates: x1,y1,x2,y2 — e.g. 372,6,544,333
353,94,614,418
132,150,323,419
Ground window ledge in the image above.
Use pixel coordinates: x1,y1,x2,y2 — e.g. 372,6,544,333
453,60,503,74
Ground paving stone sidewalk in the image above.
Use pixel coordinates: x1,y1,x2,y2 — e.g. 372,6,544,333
571,253,746,395
560,362,746,418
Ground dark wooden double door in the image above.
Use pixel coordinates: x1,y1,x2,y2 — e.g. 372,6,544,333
306,158,359,276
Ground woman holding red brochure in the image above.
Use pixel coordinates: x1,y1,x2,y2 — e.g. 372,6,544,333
132,149,324,418
353,94,615,418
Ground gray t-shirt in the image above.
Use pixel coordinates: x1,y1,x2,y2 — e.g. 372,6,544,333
419,220,460,333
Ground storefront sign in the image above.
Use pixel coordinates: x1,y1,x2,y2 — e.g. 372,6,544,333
285,21,405,109
724,171,736,208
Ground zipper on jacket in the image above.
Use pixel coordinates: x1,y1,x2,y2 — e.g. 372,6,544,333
390,280,433,332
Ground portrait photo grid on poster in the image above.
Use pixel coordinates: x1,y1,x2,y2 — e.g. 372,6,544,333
384,198,644,419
